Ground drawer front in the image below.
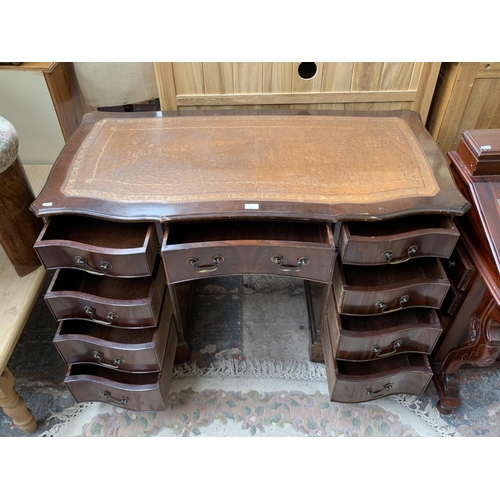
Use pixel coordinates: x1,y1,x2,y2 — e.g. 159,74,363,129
323,320,433,403
54,290,173,372
339,216,459,265
35,217,158,277
328,362,433,403
64,319,178,411
45,260,166,328
444,241,475,292
326,290,442,361
163,243,334,284
332,259,450,315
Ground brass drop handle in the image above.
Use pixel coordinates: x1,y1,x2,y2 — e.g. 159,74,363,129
187,255,224,273
364,383,394,398
375,295,409,314
84,306,118,325
101,390,129,406
370,340,403,358
271,255,310,272
75,255,113,275
92,351,125,369
383,245,418,264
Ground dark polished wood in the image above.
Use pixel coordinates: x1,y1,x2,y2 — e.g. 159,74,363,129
162,221,335,284
323,318,433,403
64,320,177,411
45,257,165,328
54,288,173,372
339,216,460,266
31,109,470,222
333,258,450,316
326,288,442,361
0,158,43,276
35,216,158,277
432,128,500,413
30,110,471,409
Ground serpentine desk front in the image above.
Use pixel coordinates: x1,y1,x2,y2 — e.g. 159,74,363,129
30,110,470,410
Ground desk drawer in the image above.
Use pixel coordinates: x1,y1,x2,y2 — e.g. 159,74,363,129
54,288,173,372
443,240,475,292
326,290,442,361
34,216,158,277
64,319,177,411
45,258,165,328
332,258,450,315
323,321,432,403
162,221,335,284
339,215,459,265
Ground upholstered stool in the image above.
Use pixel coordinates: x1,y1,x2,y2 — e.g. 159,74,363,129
0,116,43,277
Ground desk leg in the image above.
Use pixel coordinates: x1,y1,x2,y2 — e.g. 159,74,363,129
0,367,38,434
434,292,500,414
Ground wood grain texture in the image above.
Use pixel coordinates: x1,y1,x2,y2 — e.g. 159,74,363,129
31,110,470,222
35,217,158,277
153,62,177,110
64,319,178,411
156,62,441,116
0,158,44,276
53,288,173,372
44,62,94,141
0,164,51,373
45,258,165,327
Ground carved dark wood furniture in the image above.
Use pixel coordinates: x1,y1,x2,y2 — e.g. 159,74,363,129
432,129,500,414
30,109,469,410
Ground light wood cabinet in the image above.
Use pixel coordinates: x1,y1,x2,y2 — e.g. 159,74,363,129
154,62,440,123
427,62,500,155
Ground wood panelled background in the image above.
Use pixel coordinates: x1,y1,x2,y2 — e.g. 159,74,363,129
154,62,440,122
427,62,500,154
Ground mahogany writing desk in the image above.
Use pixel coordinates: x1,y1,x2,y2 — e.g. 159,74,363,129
31,110,469,410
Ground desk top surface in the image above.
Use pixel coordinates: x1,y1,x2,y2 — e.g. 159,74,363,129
31,109,469,222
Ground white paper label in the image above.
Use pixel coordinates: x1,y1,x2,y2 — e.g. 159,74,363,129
244,203,259,210
42,202,53,207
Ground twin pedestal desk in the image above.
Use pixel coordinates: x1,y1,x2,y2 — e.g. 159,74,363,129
30,110,471,412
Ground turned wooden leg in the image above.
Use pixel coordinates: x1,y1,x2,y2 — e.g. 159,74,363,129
0,367,38,434
434,292,500,414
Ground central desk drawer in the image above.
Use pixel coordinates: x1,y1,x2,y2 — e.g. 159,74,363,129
34,215,159,277
45,258,166,328
53,288,173,372
332,258,450,315
339,215,459,265
162,221,335,284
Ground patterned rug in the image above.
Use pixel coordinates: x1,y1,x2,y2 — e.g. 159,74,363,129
42,357,460,437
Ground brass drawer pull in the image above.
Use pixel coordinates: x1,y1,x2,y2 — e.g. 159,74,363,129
101,390,129,406
75,255,113,275
271,255,310,272
84,306,118,325
92,351,125,369
370,340,403,358
187,255,224,273
383,245,418,265
375,295,409,314
364,383,394,397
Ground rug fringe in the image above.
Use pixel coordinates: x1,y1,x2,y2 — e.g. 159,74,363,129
173,357,328,381
389,394,458,437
